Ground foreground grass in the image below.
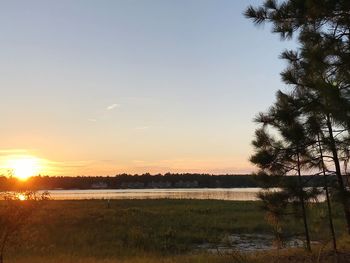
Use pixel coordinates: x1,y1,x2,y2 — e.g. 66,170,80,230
1,199,349,262
10,254,238,263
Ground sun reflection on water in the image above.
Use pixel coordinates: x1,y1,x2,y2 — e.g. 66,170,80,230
17,193,27,201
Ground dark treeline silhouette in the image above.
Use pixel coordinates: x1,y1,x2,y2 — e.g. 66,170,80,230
0,173,333,191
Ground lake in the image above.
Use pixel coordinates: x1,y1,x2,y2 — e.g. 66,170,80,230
41,188,263,201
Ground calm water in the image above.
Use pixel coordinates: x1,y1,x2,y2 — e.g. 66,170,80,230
40,188,262,201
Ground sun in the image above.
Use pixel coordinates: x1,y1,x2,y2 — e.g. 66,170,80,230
8,157,41,180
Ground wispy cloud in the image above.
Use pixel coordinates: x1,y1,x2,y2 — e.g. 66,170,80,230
88,103,121,122
0,149,30,155
134,124,164,131
135,126,150,131
106,103,120,110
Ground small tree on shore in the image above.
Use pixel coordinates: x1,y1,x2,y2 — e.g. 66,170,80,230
258,190,289,249
251,91,316,251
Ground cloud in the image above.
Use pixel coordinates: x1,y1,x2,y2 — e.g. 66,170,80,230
87,103,120,122
0,149,29,155
106,103,120,110
135,126,150,130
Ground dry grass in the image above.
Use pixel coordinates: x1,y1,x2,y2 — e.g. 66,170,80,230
1,199,349,263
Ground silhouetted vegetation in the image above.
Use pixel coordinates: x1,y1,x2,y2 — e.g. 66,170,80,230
246,0,350,255
0,191,49,263
0,174,335,191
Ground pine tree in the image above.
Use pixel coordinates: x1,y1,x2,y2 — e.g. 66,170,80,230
305,114,338,252
251,91,314,251
245,0,350,234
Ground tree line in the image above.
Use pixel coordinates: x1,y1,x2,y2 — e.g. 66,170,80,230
0,173,330,191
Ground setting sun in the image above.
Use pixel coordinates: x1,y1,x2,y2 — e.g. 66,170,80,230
7,157,41,180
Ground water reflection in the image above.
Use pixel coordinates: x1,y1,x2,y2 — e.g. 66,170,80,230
41,188,263,201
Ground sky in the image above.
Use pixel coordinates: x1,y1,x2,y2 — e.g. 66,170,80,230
0,0,296,176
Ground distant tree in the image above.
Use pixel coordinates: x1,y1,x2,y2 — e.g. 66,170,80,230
0,191,49,263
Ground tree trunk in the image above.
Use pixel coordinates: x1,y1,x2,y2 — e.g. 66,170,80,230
297,152,311,251
317,134,337,252
326,114,350,234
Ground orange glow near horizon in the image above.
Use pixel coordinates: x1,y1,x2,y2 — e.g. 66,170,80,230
6,156,42,180
0,151,254,177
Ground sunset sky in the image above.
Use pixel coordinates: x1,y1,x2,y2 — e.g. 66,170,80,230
0,0,296,176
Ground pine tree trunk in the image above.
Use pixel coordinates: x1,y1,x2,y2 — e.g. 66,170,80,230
297,152,311,251
326,115,350,235
317,134,337,252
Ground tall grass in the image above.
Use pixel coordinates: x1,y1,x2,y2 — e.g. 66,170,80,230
1,199,348,262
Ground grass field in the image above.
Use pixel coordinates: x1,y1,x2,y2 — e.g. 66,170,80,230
1,199,349,262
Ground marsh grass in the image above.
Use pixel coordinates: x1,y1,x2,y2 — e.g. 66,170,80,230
0,199,348,262
8,254,240,263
